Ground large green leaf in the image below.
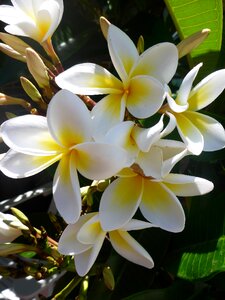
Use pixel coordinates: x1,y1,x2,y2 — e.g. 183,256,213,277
164,0,223,76
166,192,225,281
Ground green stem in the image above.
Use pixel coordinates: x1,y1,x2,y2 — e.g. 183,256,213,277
52,275,82,299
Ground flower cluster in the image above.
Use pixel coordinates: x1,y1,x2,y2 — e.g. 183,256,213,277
0,0,225,279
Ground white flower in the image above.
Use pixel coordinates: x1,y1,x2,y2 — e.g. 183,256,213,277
0,212,28,243
99,155,214,233
55,24,178,138
0,0,64,43
58,212,155,277
0,89,129,224
165,63,225,155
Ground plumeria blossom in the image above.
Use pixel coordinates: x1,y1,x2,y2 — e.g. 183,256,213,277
0,89,130,224
55,23,178,138
0,0,64,43
99,151,214,232
0,212,28,243
58,212,155,277
164,63,225,155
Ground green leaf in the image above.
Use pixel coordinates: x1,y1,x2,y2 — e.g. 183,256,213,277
166,192,225,280
164,0,223,77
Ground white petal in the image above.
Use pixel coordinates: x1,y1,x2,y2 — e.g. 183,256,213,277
188,69,225,111
136,147,163,178
47,90,92,147
176,63,202,105
0,5,23,24
55,63,122,95
140,179,185,232
110,230,154,269
99,176,143,231
108,24,139,83
91,94,126,140
160,112,177,138
1,115,62,155
75,232,106,276
163,173,214,196
126,75,165,118
75,142,129,180
77,214,104,244
121,219,156,231
175,112,204,155
58,214,96,255
132,115,164,152
166,93,188,113
131,42,178,83
53,153,81,224
0,149,60,178
185,111,225,151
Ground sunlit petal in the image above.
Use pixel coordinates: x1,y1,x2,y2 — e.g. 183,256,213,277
110,230,154,268
160,112,177,138
132,115,164,152
126,75,165,118
91,94,126,140
176,63,202,105
167,93,188,113
185,111,225,151
188,69,225,111
47,90,92,147
108,24,139,82
53,152,81,224
99,176,143,231
162,173,214,196
121,219,156,231
175,112,203,155
0,5,22,24
77,214,104,244
75,231,106,276
1,115,62,155
0,149,60,178
136,147,163,178
55,63,123,95
131,42,178,83
140,179,185,232
75,142,129,180
58,214,96,255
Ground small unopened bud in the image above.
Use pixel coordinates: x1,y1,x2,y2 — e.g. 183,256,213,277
103,266,115,291
0,32,30,57
100,16,111,39
137,35,144,54
0,43,26,62
20,76,47,110
26,48,50,88
0,243,36,256
0,93,31,110
10,207,30,228
177,28,211,58
96,179,110,192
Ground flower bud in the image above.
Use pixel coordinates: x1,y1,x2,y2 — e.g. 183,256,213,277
0,43,26,62
0,93,31,109
0,243,36,256
10,207,30,228
20,76,47,110
0,32,30,56
26,48,50,88
137,35,144,55
103,266,115,291
0,212,28,243
100,16,111,39
177,29,211,58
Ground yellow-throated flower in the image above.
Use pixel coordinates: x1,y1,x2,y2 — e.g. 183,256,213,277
55,23,178,138
58,212,155,276
165,63,225,155
0,90,129,224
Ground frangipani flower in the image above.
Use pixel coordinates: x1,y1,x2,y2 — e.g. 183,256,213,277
0,89,129,224
103,113,188,178
55,23,178,138
58,212,155,276
0,0,64,43
165,63,225,155
99,162,214,233
0,212,28,243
